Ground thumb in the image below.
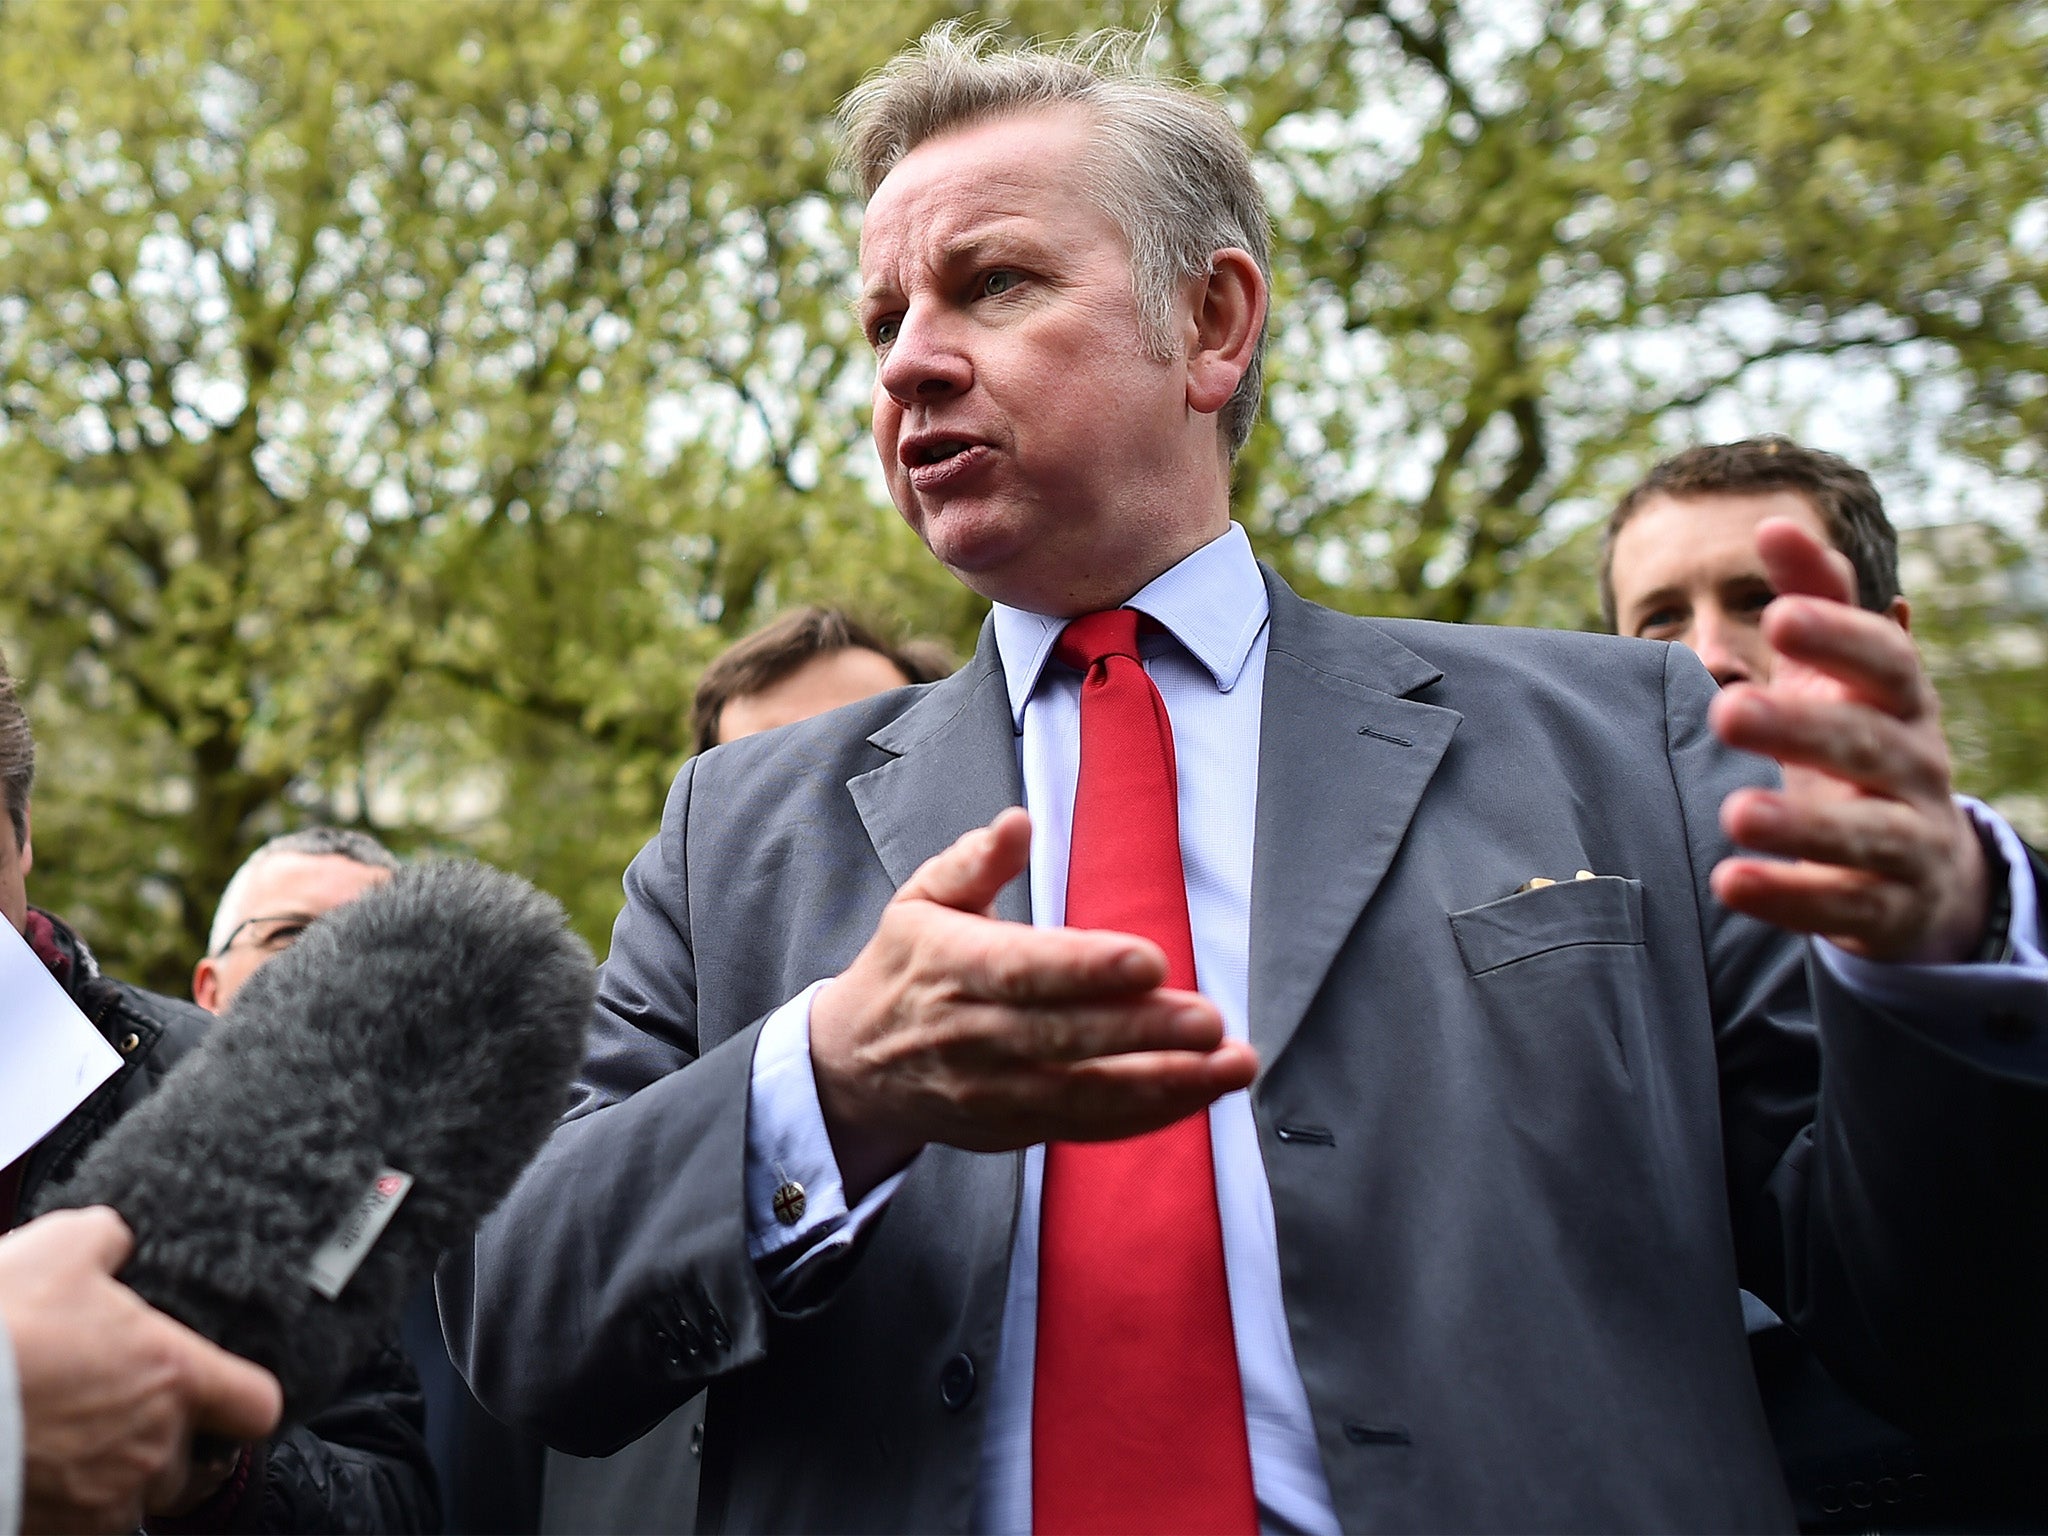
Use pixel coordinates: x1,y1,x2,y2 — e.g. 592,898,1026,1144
170,1325,284,1442
44,1204,136,1274
895,807,1032,915
1757,516,1857,606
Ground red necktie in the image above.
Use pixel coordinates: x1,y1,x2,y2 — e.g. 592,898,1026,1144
1032,609,1258,1536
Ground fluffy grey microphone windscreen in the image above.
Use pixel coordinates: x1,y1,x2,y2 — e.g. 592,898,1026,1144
38,859,594,1420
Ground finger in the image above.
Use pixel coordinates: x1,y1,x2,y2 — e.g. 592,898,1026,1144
1710,855,1911,944
1050,1039,1261,1136
31,1204,136,1272
944,1041,1257,1145
1710,688,1942,799
167,1326,283,1442
1720,787,1940,881
895,807,1032,916
967,990,1224,1063
951,912,1168,1003
1757,597,1929,717
1757,516,1857,606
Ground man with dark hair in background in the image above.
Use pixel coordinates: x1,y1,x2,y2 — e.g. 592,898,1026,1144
0,650,437,1533
1603,436,1909,683
691,606,954,756
1603,436,2048,1530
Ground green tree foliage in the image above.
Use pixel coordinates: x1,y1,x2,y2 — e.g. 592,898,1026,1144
1,0,2042,985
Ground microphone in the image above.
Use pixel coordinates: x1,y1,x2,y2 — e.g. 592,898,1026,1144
37,858,595,1420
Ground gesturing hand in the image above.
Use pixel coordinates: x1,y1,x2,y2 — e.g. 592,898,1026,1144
0,1206,281,1535
1709,517,1989,963
809,807,1259,1201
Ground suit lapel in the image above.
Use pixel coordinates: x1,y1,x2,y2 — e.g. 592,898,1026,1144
848,622,1030,1307
1250,572,1462,1068
848,621,1032,923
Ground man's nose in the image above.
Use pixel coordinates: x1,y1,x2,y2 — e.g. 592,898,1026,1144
878,305,971,405
1690,610,1755,688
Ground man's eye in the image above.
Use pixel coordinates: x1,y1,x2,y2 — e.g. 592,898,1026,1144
1637,609,1684,637
980,269,1020,297
1733,587,1775,616
869,316,900,348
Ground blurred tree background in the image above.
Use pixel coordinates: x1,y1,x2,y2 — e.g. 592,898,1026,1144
1,0,2042,988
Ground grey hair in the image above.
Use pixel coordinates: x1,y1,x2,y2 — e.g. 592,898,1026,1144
207,827,403,956
840,23,1273,457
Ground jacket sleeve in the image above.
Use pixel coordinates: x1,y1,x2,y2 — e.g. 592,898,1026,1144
440,757,784,1457
248,1342,439,1534
1664,642,2048,1439
143,1339,437,1536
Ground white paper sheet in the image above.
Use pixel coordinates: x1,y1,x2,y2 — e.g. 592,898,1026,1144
0,919,122,1168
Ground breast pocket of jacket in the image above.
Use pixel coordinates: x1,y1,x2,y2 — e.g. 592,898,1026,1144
1447,876,1648,1082
1448,876,1645,977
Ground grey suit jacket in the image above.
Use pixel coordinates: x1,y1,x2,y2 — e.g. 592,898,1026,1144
443,572,2048,1534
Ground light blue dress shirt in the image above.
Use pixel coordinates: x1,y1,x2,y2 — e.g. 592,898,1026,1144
742,521,2046,1536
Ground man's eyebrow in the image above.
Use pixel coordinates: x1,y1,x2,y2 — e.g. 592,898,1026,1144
1624,585,1686,625
856,222,1049,311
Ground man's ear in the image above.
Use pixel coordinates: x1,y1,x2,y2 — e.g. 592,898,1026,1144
1888,595,1912,633
193,957,220,1014
1185,248,1267,418
19,804,29,878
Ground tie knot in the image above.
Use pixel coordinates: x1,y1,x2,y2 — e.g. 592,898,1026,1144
1053,609,1143,673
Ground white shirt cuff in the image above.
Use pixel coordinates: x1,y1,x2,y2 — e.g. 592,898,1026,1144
744,981,913,1272
1817,797,2047,1075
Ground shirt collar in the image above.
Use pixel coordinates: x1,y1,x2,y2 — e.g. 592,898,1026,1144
991,522,1270,728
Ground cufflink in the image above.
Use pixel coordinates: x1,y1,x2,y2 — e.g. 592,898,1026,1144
772,1180,807,1226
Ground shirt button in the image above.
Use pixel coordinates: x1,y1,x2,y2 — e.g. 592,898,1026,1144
771,1180,806,1225
939,1352,976,1411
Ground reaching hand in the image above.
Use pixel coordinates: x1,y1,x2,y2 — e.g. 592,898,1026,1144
0,1206,282,1535
1709,517,1989,963
809,807,1259,1201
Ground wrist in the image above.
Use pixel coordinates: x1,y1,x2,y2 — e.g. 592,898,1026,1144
1912,809,1998,965
809,979,921,1204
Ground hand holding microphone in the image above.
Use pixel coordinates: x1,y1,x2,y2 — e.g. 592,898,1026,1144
0,1206,281,1534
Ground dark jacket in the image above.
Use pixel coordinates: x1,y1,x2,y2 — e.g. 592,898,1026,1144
15,908,441,1535
1757,836,2048,1534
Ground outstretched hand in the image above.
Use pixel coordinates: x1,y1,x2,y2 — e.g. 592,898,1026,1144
1709,517,1988,963
810,807,1258,1201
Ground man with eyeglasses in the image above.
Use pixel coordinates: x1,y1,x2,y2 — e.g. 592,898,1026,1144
192,828,400,1012
195,827,547,1535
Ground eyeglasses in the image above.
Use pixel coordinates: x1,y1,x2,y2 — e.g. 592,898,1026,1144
209,912,318,959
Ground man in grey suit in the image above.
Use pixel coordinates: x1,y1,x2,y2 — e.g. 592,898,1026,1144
443,26,2048,1534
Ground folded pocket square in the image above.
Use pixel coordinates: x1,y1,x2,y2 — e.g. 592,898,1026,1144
1449,875,1645,976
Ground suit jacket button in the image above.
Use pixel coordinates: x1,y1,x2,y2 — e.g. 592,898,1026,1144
940,1353,976,1411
